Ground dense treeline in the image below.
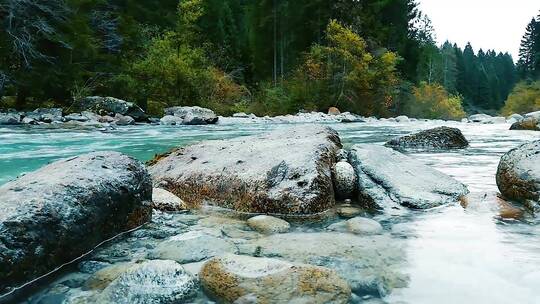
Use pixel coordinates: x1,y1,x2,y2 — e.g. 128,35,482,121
0,0,529,118
503,11,540,115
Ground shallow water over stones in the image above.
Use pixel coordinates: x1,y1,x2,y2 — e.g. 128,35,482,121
1,120,540,303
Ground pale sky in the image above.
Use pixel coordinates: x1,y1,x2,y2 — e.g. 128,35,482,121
418,0,540,61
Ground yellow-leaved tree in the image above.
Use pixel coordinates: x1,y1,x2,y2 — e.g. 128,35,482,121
403,82,466,120
501,81,540,116
288,20,400,117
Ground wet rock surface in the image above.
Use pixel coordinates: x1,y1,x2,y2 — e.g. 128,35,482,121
346,217,384,235
164,106,218,125
152,188,187,211
239,232,408,296
200,254,351,304
149,231,238,263
149,125,342,214
385,126,469,150
510,116,540,131
0,112,20,125
99,260,198,304
75,96,147,121
247,215,290,234
349,144,469,210
0,151,152,292
497,140,540,207
334,161,357,199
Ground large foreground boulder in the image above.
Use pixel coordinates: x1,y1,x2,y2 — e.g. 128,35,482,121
496,140,540,207
164,106,218,125
76,96,147,121
0,152,152,291
149,125,342,214
200,254,351,304
385,126,469,150
349,144,469,210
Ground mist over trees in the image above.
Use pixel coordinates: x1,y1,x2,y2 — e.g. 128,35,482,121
0,0,533,118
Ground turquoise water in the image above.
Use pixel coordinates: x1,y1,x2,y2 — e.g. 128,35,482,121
1,120,540,304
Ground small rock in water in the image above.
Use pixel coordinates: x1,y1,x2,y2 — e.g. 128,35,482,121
247,215,290,234
114,113,135,126
395,115,409,123
333,161,357,199
336,205,363,218
346,217,383,235
100,260,198,304
200,254,351,304
84,262,134,290
152,188,187,211
0,112,20,125
385,126,469,150
328,107,341,115
507,113,524,124
510,116,539,131
149,231,237,263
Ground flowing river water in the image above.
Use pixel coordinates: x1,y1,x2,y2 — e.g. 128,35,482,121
0,120,539,303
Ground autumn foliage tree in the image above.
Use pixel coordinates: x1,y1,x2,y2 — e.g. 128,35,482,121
288,20,399,117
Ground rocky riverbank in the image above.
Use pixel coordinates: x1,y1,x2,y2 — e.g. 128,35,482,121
0,118,539,303
2,96,539,131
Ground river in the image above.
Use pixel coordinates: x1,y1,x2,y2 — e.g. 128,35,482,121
1,120,539,303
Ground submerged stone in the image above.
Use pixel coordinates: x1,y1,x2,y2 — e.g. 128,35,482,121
247,215,290,234
200,254,351,304
240,232,408,296
149,231,237,263
346,217,383,235
100,260,198,304
0,151,152,292
149,125,342,214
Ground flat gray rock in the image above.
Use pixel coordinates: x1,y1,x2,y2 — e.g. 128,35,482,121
497,140,540,206
0,152,152,291
349,144,469,210
149,231,237,263
149,125,342,214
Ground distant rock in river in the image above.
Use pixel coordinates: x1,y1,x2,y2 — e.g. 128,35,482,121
385,126,469,150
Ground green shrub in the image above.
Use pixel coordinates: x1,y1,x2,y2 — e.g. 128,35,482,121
501,81,540,115
403,82,466,120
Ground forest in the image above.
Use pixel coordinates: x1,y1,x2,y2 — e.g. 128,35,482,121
0,0,539,118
